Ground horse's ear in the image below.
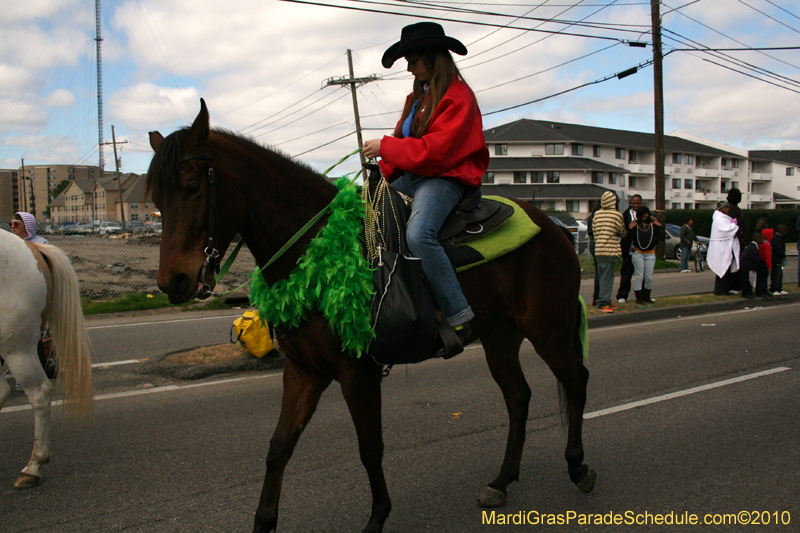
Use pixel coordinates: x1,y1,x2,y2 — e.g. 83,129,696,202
187,98,210,145
149,131,164,152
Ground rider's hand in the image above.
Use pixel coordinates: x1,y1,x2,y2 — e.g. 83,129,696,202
363,139,381,160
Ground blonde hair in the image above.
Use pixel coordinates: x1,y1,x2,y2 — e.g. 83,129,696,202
394,51,472,139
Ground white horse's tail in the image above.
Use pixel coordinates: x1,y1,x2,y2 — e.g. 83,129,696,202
35,243,94,421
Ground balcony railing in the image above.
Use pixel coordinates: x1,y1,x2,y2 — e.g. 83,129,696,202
750,172,773,181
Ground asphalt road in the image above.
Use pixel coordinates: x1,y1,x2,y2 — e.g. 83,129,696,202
1,302,798,532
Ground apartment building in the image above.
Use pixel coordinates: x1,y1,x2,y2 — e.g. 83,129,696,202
0,169,21,221
482,119,752,217
748,150,800,208
48,173,155,225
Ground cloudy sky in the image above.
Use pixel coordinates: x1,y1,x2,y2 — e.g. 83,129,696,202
1,0,799,178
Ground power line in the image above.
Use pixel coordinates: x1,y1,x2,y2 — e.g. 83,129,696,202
292,131,356,157
736,0,800,35
277,0,636,42
764,0,800,22
699,57,800,94
483,57,656,116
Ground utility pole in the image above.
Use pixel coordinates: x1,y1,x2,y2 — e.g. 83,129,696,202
102,126,129,229
651,0,666,257
324,49,380,180
95,0,105,170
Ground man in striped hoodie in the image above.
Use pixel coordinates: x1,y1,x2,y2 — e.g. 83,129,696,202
591,191,627,312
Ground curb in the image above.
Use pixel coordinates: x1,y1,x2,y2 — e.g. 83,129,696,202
587,291,800,328
138,349,286,380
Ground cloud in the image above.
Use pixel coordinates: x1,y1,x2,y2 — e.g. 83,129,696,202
43,89,77,107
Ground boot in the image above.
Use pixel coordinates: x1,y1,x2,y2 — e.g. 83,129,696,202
642,288,656,304
635,290,644,304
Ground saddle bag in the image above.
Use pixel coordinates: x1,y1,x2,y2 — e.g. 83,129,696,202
368,250,440,365
231,310,275,358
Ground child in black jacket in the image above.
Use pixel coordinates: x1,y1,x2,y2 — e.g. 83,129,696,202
739,232,763,299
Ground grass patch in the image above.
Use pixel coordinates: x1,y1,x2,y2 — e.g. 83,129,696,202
81,293,231,315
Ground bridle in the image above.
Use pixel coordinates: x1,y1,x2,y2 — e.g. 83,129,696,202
176,151,220,296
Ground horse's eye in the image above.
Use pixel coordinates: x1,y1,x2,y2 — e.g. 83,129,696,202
186,182,201,195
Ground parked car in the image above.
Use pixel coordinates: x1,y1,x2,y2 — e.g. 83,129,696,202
547,212,588,254
62,223,93,236
99,221,123,235
663,224,709,260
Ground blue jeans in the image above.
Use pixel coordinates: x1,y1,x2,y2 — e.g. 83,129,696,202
392,174,474,326
679,246,691,270
632,251,655,290
595,257,617,308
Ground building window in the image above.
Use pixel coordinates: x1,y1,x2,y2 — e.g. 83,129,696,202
130,202,139,210
672,153,682,164
732,159,739,168
732,181,739,190
531,171,544,183
672,202,681,209
619,175,626,187
513,171,527,183
721,158,728,168
545,143,564,155
591,171,603,184
787,167,795,176
482,172,495,184
628,150,637,163
696,181,703,191
684,203,694,209
495,144,508,156
629,176,637,188
571,144,583,156
566,200,578,212
684,154,694,165
672,178,681,189
609,173,617,185
684,179,693,189
615,148,626,160
593,145,601,157
547,171,560,183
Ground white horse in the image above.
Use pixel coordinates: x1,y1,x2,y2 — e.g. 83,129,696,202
0,229,93,488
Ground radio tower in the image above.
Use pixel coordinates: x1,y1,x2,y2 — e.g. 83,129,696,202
95,0,104,171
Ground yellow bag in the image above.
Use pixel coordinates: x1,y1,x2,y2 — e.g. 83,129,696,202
231,310,275,358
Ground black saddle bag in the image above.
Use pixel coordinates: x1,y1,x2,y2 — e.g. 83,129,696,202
364,166,443,365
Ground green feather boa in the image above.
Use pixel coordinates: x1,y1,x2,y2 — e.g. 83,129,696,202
249,179,375,357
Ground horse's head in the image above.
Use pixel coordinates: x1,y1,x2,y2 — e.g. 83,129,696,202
147,99,228,304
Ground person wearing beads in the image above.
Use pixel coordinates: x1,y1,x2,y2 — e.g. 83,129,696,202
629,205,663,304
362,22,489,358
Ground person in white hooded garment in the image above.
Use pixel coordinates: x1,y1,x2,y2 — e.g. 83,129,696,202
10,212,49,244
707,202,740,283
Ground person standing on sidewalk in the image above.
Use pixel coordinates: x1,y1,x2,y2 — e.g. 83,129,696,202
770,224,787,295
679,218,695,273
708,202,740,293
630,206,663,304
593,191,626,313
615,194,641,303
796,213,800,287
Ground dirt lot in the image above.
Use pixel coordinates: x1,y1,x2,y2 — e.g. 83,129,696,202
47,234,257,298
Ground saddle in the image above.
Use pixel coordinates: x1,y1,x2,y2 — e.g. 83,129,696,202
364,164,514,269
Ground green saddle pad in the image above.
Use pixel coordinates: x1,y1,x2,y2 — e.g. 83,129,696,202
453,196,541,272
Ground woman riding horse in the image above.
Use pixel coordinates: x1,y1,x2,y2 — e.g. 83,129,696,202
363,22,489,358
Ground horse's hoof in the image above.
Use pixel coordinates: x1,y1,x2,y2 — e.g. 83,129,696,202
477,486,506,508
575,467,596,494
13,473,41,489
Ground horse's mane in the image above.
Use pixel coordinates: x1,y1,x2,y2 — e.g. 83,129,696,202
146,127,330,199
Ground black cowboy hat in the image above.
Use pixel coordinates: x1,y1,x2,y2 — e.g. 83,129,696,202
382,22,467,68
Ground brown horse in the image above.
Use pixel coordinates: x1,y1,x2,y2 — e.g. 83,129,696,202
147,99,594,533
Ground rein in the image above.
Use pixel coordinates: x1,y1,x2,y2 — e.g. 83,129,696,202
178,148,364,298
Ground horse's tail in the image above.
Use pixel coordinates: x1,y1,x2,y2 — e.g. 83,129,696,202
558,296,589,427
36,243,94,422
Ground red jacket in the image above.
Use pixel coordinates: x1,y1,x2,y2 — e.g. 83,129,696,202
758,240,772,270
378,78,489,188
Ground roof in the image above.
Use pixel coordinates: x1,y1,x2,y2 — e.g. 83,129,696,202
773,192,800,203
484,119,740,157
487,156,628,173
483,183,614,200
120,174,150,202
749,150,800,166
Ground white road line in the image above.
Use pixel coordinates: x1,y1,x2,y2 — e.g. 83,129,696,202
86,314,237,330
2,365,790,418
0,372,283,413
584,367,791,419
91,360,145,368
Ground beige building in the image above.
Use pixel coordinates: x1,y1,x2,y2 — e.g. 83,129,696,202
14,164,102,221
48,173,154,226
